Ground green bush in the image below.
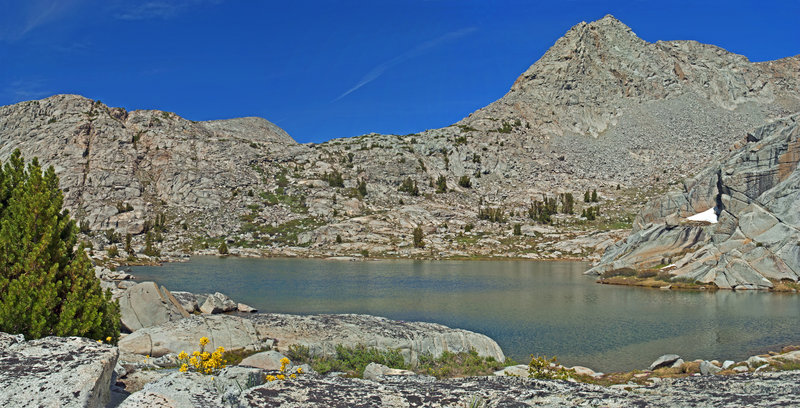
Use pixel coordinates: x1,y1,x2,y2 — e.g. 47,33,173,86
106,245,119,258
287,344,406,377
528,355,573,380
458,175,471,188
0,150,120,342
413,226,425,248
435,175,447,193
218,241,229,255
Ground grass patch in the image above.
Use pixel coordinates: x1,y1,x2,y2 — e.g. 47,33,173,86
417,349,511,379
286,344,407,378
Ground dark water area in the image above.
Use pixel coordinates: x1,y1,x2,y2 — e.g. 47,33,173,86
132,257,800,372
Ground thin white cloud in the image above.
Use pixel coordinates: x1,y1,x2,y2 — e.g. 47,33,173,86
113,0,222,20
0,0,84,42
4,79,52,103
333,27,477,102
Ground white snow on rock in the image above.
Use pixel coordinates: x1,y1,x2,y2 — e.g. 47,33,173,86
687,208,718,224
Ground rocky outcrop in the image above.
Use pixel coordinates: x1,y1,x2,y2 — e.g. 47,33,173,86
248,313,505,366
1,16,798,261
119,370,800,407
118,315,267,357
0,333,118,408
118,282,191,332
587,114,800,288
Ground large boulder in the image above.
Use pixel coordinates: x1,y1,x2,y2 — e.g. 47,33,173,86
0,332,118,408
118,315,268,357
248,313,505,366
199,292,238,314
118,282,191,332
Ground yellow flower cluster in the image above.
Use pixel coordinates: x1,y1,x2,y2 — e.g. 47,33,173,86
266,357,299,382
177,337,226,376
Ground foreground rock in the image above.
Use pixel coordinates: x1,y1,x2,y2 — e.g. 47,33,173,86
588,114,800,288
248,313,505,366
0,333,118,408
120,370,800,407
118,282,191,332
119,315,267,357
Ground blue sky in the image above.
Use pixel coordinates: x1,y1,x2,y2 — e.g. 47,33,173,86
1,1,798,143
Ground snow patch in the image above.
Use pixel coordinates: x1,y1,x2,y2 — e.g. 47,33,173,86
687,208,718,224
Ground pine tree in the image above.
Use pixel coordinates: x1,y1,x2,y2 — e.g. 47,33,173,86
218,241,228,255
0,150,120,342
413,226,425,248
591,189,598,202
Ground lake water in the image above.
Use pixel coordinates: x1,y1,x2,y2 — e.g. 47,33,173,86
131,257,800,372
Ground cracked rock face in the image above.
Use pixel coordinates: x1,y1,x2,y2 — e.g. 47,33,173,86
0,332,118,408
587,114,800,288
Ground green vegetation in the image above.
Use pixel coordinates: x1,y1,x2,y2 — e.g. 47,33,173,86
413,226,425,248
286,344,508,379
435,175,447,193
398,177,419,196
323,170,345,187
528,355,574,380
106,245,119,258
513,223,522,236
454,135,468,146
458,175,472,188
143,231,160,257
479,207,505,223
356,179,368,197
218,241,228,255
528,196,558,224
417,349,508,379
0,150,120,342
260,190,308,213
287,344,406,378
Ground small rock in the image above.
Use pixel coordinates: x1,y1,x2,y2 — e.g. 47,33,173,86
200,292,238,314
722,360,735,369
733,365,749,373
362,362,416,381
239,350,290,370
747,356,769,369
493,365,529,377
649,354,681,370
700,360,721,375
671,359,685,368
570,366,596,377
238,303,257,313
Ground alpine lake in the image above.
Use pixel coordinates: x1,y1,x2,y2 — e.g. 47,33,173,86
131,257,800,372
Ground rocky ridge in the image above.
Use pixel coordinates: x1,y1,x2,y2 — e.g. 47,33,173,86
1,16,798,261
587,114,800,289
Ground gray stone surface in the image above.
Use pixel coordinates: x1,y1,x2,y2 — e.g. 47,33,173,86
362,362,417,381
649,354,681,370
0,333,118,408
248,313,505,366
588,114,800,288
1,15,798,261
199,292,238,314
118,315,266,357
239,350,290,371
118,282,190,332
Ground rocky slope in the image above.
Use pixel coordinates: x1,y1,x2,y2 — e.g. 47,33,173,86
587,113,800,289
0,16,798,260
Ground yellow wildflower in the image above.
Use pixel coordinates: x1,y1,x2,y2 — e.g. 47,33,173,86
296,367,303,374
179,364,188,372
266,375,276,381
276,374,285,380
106,336,112,342
178,351,188,360
97,340,102,344
280,357,290,366
199,337,210,347
201,351,211,360
290,374,296,379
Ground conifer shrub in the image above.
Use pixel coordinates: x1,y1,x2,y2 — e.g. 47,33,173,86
218,241,229,255
413,226,425,248
0,150,120,342
458,175,471,188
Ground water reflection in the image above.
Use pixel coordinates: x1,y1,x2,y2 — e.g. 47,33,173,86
132,257,800,372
